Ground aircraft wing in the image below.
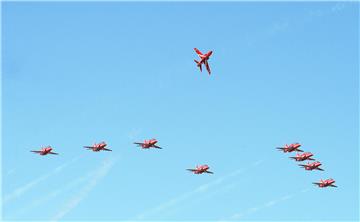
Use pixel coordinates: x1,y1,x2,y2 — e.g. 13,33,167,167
296,149,304,152
194,60,203,72
133,142,143,146
312,182,321,186
103,148,112,151
330,184,338,187
205,170,214,174
30,150,41,153
205,60,211,75
276,147,285,151
186,169,196,172
316,168,324,171
194,48,203,56
153,145,162,149
49,152,59,155
298,164,307,167
83,146,94,149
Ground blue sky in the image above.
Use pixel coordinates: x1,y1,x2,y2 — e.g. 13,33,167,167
2,1,359,221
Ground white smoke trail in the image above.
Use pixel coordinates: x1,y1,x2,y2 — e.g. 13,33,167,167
16,171,93,216
135,160,263,220
51,156,117,221
2,157,78,205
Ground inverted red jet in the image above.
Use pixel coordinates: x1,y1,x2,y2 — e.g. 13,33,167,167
289,152,315,161
84,141,112,152
313,178,337,188
276,143,303,153
31,146,59,155
194,48,213,75
187,164,213,174
299,161,324,171
134,138,162,149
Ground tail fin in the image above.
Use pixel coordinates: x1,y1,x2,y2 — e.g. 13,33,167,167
194,60,202,72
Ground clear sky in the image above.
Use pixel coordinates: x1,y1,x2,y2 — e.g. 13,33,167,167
2,1,359,221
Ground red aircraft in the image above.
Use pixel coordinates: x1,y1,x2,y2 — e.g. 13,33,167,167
30,146,58,155
289,152,315,161
194,48,213,75
84,141,112,152
299,161,324,171
276,143,303,153
313,178,337,188
134,138,162,149
186,164,213,174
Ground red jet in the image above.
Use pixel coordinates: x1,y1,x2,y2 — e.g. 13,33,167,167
276,143,303,153
134,138,162,149
299,161,324,171
30,146,59,155
194,48,213,75
187,164,213,174
289,152,315,161
84,141,112,152
313,178,337,188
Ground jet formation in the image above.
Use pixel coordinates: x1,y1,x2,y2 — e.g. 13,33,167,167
31,138,213,175
277,143,336,188
29,50,340,192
